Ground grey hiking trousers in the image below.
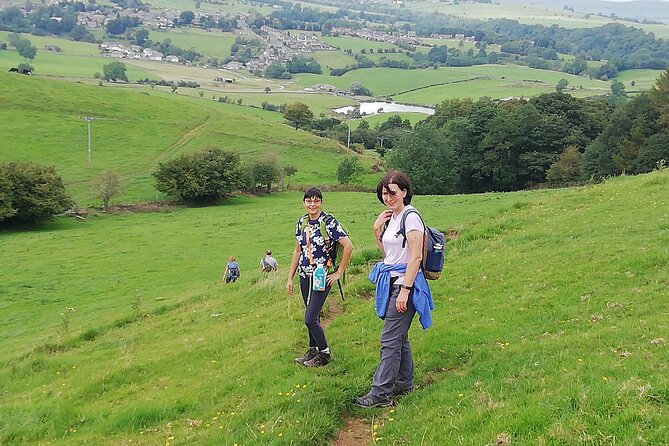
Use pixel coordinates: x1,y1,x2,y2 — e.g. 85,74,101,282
370,282,416,400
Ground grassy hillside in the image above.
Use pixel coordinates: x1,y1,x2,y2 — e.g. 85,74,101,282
1,169,667,444
0,72,370,205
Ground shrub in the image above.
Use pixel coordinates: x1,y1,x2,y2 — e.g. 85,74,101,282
336,157,364,184
153,149,244,204
0,162,73,225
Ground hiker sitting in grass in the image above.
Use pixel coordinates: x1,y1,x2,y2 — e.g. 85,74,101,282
286,187,353,368
355,170,434,408
224,256,240,283
260,250,278,272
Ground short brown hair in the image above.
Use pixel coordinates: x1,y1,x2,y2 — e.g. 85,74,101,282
376,170,413,205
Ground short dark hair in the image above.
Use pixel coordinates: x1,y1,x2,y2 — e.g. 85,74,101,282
303,187,323,201
376,170,412,205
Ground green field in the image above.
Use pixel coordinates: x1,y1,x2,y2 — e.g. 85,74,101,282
614,69,665,91
1,168,668,444
0,72,370,205
145,0,273,14
311,49,357,70
152,28,237,60
294,64,610,103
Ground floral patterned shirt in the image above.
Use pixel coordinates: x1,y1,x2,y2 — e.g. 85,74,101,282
295,212,348,278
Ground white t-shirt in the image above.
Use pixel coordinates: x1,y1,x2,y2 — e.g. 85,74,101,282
381,205,424,285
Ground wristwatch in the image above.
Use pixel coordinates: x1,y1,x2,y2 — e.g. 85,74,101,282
399,284,413,291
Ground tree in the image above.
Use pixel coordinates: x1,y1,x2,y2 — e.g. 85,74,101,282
15,38,37,60
634,133,669,172
264,86,271,93
135,28,149,46
611,80,626,97
386,124,458,194
555,78,569,92
17,63,33,74
0,162,73,225
96,171,122,211
179,10,195,25
264,62,286,79
283,164,297,185
350,82,373,96
105,18,125,35
336,157,364,184
0,169,15,222
283,102,313,130
70,24,95,42
650,68,669,130
250,158,281,193
546,145,582,184
102,61,128,82
153,149,244,203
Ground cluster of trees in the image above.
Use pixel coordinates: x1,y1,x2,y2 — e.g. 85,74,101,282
0,4,78,36
264,56,322,78
385,71,669,194
0,162,72,226
229,37,265,64
153,149,296,203
105,16,140,36
280,102,412,153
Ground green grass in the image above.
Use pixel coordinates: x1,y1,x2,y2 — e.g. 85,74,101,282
312,49,358,70
146,0,273,14
294,64,610,103
614,69,665,91
0,72,362,205
1,170,668,444
151,28,237,59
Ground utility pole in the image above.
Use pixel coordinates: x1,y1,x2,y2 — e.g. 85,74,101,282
81,117,96,166
347,111,352,150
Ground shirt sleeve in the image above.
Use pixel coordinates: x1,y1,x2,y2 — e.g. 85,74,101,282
404,211,424,235
295,216,303,241
326,215,348,242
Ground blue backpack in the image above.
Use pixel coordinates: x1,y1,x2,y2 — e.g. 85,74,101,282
383,209,445,280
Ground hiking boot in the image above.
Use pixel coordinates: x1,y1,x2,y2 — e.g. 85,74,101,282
393,386,414,397
354,393,393,408
303,351,331,368
294,347,318,365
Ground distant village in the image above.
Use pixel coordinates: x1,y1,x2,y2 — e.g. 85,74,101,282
84,5,463,72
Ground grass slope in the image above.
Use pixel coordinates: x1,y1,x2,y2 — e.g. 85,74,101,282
0,72,365,205
1,170,667,444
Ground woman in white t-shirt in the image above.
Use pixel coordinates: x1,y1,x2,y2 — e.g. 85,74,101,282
355,170,434,408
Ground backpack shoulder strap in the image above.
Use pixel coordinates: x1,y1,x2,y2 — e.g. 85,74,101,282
397,208,423,248
298,213,309,233
320,212,332,242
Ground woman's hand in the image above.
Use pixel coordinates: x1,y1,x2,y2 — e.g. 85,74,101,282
326,271,341,286
374,210,393,232
396,289,409,313
286,280,294,295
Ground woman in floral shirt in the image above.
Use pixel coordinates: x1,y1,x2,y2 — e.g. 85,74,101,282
286,187,353,368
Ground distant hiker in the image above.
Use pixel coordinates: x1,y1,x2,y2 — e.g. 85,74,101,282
224,256,240,283
286,187,353,368
355,171,434,408
260,250,278,272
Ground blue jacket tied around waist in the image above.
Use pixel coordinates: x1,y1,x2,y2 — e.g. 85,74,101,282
369,262,434,329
